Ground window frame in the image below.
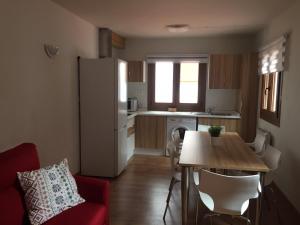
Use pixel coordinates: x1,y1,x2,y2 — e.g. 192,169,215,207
260,72,283,126
147,62,207,111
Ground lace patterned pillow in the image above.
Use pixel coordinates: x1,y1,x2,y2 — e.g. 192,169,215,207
17,159,85,225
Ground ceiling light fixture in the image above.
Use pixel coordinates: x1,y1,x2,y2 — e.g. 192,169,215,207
166,24,190,33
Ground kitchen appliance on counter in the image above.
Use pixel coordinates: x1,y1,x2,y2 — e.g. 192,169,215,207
79,58,128,177
128,97,138,112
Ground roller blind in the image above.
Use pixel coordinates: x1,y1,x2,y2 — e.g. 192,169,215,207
258,35,288,75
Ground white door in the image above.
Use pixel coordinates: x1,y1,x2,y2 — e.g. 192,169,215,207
117,128,128,175
116,60,127,130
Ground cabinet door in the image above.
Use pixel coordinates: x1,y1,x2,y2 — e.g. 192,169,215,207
209,54,241,89
135,116,166,149
209,55,223,89
198,118,240,132
127,61,144,82
239,53,259,142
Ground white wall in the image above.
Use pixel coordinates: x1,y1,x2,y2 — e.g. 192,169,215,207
122,36,255,111
256,1,300,211
0,0,98,173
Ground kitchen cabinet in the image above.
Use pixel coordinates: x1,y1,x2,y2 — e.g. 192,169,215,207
112,32,125,49
128,61,145,82
239,53,259,142
209,54,241,89
198,117,240,132
135,116,166,149
127,117,135,161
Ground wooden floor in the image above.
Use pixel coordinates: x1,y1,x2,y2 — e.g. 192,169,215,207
110,155,299,225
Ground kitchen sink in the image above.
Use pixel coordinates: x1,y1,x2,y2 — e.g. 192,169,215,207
191,112,210,115
210,112,232,116
191,111,233,116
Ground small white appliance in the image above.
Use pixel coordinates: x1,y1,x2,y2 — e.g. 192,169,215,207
79,58,128,177
128,97,138,112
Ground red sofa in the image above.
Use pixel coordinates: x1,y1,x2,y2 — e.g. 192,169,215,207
0,143,109,225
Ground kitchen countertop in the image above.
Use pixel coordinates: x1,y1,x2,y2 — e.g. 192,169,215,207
127,110,241,120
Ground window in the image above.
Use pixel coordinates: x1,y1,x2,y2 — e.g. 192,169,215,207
155,62,173,103
260,72,283,126
179,62,199,103
148,61,207,111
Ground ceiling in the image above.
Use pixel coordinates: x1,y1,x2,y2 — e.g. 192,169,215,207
52,0,296,38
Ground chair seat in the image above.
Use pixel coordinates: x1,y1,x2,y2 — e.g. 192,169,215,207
199,191,249,216
173,171,181,181
173,171,200,185
44,202,107,225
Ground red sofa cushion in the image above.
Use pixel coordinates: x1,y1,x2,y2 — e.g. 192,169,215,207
0,143,109,225
0,187,28,225
0,143,39,225
0,143,40,189
43,202,107,225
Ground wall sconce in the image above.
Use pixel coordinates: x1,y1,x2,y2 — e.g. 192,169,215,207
44,44,59,58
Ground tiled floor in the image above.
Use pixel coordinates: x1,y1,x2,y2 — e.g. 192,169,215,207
110,155,299,225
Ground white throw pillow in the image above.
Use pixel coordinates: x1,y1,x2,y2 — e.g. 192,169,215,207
17,159,85,225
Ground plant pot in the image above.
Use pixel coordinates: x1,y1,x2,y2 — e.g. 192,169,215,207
210,136,222,147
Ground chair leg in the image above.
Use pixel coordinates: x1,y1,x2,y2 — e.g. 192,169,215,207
195,200,199,225
264,189,272,211
168,176,175,191
247,208,250,219
238,216,252,225
269,187,283,225
232,215,251,225
203,213,218,225
163,177,176,221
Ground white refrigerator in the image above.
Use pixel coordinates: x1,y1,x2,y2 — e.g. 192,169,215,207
79,58,128,177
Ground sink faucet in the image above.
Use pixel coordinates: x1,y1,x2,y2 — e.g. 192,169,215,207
207,107,215,114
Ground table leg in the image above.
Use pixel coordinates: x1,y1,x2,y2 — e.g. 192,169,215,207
181,166,190,225
255,172,265,225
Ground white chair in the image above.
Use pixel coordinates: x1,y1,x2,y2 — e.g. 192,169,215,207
163,141,199,221
195,169,260,225
260,145,282,225
261,145,281,186
171,128,185,154
163,141,181,221
247,129,271,155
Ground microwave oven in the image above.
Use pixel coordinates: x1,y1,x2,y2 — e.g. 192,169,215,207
128,98,138,112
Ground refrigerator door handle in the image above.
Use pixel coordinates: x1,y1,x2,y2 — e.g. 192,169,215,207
114,125,127,131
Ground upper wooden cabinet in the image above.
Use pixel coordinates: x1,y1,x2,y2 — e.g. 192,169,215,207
209,54,242,89
127,61,145,82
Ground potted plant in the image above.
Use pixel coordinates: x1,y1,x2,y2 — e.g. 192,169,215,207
208,126,222,146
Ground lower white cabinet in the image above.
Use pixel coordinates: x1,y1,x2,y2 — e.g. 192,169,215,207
127,117,135,161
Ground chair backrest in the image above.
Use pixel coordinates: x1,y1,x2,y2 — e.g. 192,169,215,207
0,143,40,225
261,145,282,186
253,129,271,154
166,141,178,172
171,127,187,142
199,170,260,215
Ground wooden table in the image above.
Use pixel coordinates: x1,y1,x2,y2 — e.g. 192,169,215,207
179,131,270,225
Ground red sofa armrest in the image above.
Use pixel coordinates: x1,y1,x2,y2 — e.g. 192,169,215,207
74,175,109,207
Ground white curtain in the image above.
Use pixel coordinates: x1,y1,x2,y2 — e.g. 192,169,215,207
258,35,288,75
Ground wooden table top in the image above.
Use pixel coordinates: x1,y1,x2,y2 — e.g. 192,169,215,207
179,131,270,172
